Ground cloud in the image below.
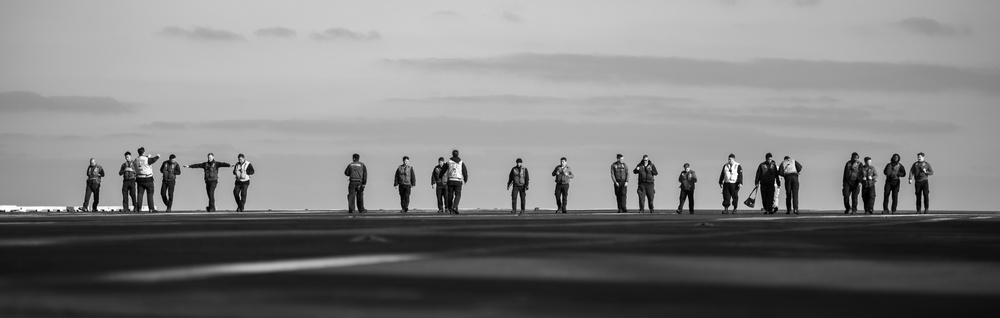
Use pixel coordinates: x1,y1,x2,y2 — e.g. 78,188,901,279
788,0,820,6
430,10,461,18
254,27,297,38
386,95,696,106
761,96,841,104
893,17,972,37
502,11,523,23
312,28,382,41
158,26,246,42
388,53,1000,94
0,91,135,114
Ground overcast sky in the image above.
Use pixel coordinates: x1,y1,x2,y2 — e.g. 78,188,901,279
1,0,998,211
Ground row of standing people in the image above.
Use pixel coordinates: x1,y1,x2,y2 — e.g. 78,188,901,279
842,152,934,214
82,148,255,212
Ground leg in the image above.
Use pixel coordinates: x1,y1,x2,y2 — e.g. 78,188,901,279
890,184,899,212
83,181,93,211
637,185,646,211
436,186,445,212
687,190,695,213
851,184,860,213
518,187,526,212
357,184,365,212
761,185,774,213
122,183,130,211
721,184,731,210
135,182,145,212
882,183,891,212
240,183,249,211
92,182,100,211
842,183,852,212
790,176,800,212
207,181,218,211
646,183,655,212
511,187,518,212
161,182,170,210
554,186,563,212
347,183,357,212
452,183,463,211
146,181,156,211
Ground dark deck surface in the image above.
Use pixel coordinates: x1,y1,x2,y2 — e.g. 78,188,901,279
2,209,999,317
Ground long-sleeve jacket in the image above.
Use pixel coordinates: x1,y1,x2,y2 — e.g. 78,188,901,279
755,160,780,187
552,165,574,184
133,155,160,178
86,164,105,183
234,161,255,182
779,159,803,176
633,162,658,183
394,164,416,187
843,159,862,184
159,161,182,181
860,164,878,187
345,161,367,185
189,160,232,181
507,166,529,188
611,161,629,183
431,164,446,186
678,170,697,191
439,156,469,183
119,161,136,181
719,162,743,185
909,161,934,183
883,162,906,184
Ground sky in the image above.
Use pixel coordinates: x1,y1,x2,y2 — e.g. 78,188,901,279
1,0,998,211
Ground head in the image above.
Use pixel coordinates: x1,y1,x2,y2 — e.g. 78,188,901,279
917,152,925,162
728,154,736,164
89,158,96,165
207,153,215,161
642,155,650,165
616,154,624,163
560,157,567,166
683,163,690,172
238,153,246,163
765,153,772,161
438,157,445,166
864,156,872,165
137,147,145,156
402,156,410,165
851,152,860,161
352,153,360,161
516,158,523,167
784,156,791,161
452,149,460,158
169,154,176,162
891,153,900,163
124,151,132,161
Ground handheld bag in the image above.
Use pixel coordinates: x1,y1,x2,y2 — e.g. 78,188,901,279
744,185,759,208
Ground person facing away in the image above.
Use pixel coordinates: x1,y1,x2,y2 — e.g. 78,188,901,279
908,152,934,214
119,151,137,212
551,157,574,213
633,154,658,214
754,153,781,215
232,153,255,212
718,153,743,214
611,154,630,213
842,152,863,214
159,154,182,212
860,156,879,215
344,153,367,213
778,155,803,215
438,149,468,214
394,156,416,213
882,153,906,214
507,158,530,215
132,147,161,213
81,158,105,212
184,153,231,212
677,163,697,214
431,157,447,213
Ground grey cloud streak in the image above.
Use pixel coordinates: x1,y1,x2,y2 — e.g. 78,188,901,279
389,53,1000,94
893,17,972,37
0,91,134,114
312,28,382,41
255,27,297,38
158,26,246,42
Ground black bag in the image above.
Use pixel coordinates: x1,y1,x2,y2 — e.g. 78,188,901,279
744,185,759,208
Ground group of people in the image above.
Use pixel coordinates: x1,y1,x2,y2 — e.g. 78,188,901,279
842,152,934,214
81,147,934,215
81,148,255,212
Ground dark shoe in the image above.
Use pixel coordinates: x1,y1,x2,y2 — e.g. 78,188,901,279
844,209,850,214
793,210,799,215
676,209,682,214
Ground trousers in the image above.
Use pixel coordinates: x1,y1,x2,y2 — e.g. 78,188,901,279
614,183,628,212
637,182,655,211
122,180,136,211
347,182,365,212
234,180,250,211
784,174,800,212
915,180,930,211
883,180,900,212
555,183,569,212
678,189,694,213
205,180,218,211
445,181,463,212
842,181,860,212
161,180,176,210
83,180,100,211
511,185,526,212
398,184,412,212
721,183,740,210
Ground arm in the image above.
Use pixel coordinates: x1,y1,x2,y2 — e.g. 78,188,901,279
189,162,205,169
147,155,160,165
651,164,658,176
736,165,743,185
362,164,368,185
507,168,515,188
462,163,469,183
908,163,916,182
719,167,725,185
524,168,529,188
754,164,762,186
610,165,616,183
552,166,559,176
393,167,400,187
99,166,106,178
247,163,255,175
160,162,168,174
217,162,232,168
566,166,573,179
345,165,351,177
410,167,416,186
925,163,934,176
678,172,685,183
119,163,126,176
796,162,803,174
691,171,697,183
897,165,905,178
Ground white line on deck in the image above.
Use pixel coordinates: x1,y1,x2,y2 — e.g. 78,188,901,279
101,253,427,283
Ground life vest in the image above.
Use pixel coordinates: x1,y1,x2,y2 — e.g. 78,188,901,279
722,162,740,183
512,167,526,186
134,156,153,178
781,159,798,175
447,160,464,181
234,161,251,182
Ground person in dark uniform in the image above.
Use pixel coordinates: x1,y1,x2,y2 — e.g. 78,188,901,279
882,153,906,214
184,153,231,212
610,154,630,213
860,156,879,214
431,157,446,213
842,152,863,214
677,163,697,214
507,158,530,215
119,151,137,212
159,154,182,212
394,156,416,213
552,157,573,213
81,158,105,212
779,156,803,215
718,154,743,214
633,155,657,213
755,153,781,214
345,153,367,213
439,150,469,214
908,152,934,214
232,154,255,212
